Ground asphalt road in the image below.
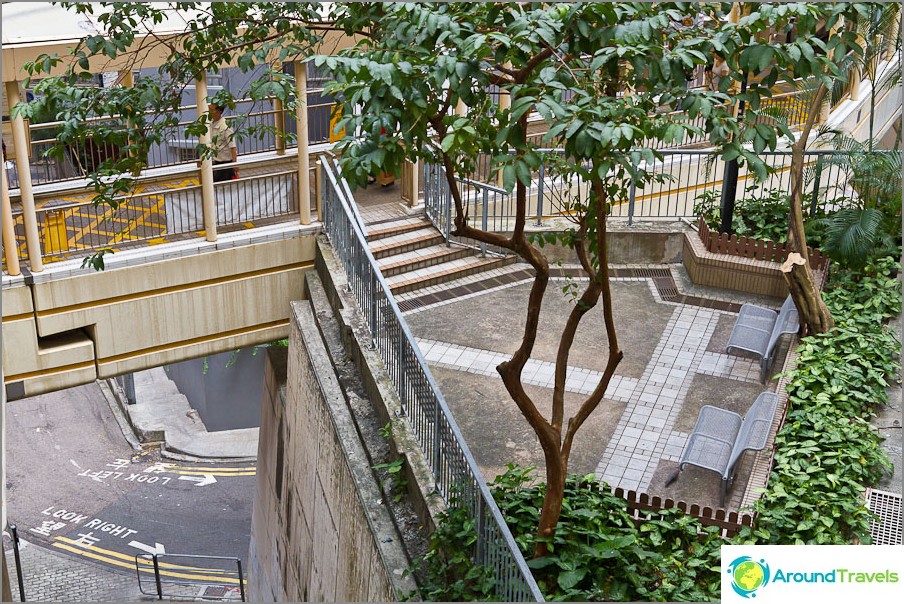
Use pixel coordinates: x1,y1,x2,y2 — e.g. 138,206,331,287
4,381,255,592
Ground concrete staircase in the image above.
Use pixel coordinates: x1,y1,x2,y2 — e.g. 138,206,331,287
366,215,514,295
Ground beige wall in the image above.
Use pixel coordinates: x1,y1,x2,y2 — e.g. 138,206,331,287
249,300,416,602
2,232,317,398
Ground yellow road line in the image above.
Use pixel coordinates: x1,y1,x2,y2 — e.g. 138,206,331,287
170,470,256,477
161,464,256,473
53,540,243,584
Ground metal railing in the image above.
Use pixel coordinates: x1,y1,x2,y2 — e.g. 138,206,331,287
15,169,299,262
135,553,245,601
426,149,864,230
319,156,544,601
5,96,336,188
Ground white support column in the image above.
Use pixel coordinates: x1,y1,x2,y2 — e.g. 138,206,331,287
496,70,511,189
5,81,42,272
274,61,286,156
195,72,217,242
295,61,311,225
1,160,20,276
850,34,864,101
409,159,419,208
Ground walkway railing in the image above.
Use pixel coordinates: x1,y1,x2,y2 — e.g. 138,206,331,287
319,156,544,602
5,95,336,189
426,149,863,230
134,553,245,601
9,168,302,263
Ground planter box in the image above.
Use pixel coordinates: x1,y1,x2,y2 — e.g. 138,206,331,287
683,232,792,297
683,218,828,298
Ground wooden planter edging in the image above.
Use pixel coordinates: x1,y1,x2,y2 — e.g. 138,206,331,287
612,487,755,538
697,217,828,271
683,217,828,298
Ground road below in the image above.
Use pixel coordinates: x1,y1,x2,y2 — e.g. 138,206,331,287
4,381,255,595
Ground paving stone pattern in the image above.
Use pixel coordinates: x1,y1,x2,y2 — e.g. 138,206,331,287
404,264,781,503
4,539,150,602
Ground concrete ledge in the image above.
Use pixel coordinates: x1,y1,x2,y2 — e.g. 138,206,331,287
314,236,445,531
113,367,259,460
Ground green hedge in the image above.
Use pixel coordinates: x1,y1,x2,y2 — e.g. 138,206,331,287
738,254,901,544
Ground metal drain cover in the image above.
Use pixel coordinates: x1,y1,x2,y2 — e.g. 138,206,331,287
865,488,903,545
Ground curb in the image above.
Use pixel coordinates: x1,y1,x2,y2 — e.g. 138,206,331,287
98,378,143,451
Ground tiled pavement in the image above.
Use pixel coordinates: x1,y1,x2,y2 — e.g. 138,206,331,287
401,262,777,504
3,536,150,602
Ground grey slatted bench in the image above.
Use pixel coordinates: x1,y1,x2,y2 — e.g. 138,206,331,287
666,391,779,507
726,295,799,383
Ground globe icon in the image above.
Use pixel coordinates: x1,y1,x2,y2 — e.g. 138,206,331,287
733,560,765,593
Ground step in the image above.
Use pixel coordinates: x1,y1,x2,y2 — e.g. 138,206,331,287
366,217,432,242
369,227,445,259
377,245,473,277
385,255,516,294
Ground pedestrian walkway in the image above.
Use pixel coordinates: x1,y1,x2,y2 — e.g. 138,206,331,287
402,260,785,510
4,535,149,602
112,367,258,460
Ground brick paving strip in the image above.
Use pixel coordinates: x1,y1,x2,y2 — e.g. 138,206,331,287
4,537,149,602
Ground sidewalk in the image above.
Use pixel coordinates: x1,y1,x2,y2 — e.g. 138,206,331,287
108,367,258,461
3,536,151,603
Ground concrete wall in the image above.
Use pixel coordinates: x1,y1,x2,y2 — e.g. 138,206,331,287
523,221,689,266
165,347,266,431
2,227,317,399
248,300,416,602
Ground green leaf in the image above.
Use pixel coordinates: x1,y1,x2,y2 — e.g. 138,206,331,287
557,568,587,591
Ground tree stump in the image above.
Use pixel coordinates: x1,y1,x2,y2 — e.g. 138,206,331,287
781,252,834,334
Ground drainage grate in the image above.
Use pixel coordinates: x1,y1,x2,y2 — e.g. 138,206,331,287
397,298,425,312
652,277,680,300
865,488,903,545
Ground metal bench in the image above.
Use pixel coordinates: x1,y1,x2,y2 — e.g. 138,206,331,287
726,295,799,383
666,391,779,507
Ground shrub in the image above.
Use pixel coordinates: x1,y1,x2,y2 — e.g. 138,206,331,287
737,254,901,545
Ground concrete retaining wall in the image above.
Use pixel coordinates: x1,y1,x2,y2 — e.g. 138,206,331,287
248,301,416,601
520,221,688,266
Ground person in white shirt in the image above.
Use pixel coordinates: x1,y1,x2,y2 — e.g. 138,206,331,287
209,102,238,182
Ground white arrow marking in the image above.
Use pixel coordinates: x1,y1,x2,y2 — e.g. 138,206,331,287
128,540,167,555
178,474,217,487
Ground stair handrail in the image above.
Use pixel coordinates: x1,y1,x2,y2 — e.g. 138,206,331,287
319,158,545,602
321,157,367,235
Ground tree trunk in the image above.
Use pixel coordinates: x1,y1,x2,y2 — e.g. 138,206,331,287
532,449,566,558
781,253,834,334
785,82,834,334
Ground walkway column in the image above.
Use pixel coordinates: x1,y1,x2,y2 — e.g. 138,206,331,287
496,72,511,189
5,81,42,272
408,159,419,208
195,72,217,242
274,61,286,156
118,69,143,177
884,9,900,60
850,33,864,101
1,159,20,276
295,61,311,225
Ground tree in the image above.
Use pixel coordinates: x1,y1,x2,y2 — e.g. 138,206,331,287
18,0,872,563
319,2,867,555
